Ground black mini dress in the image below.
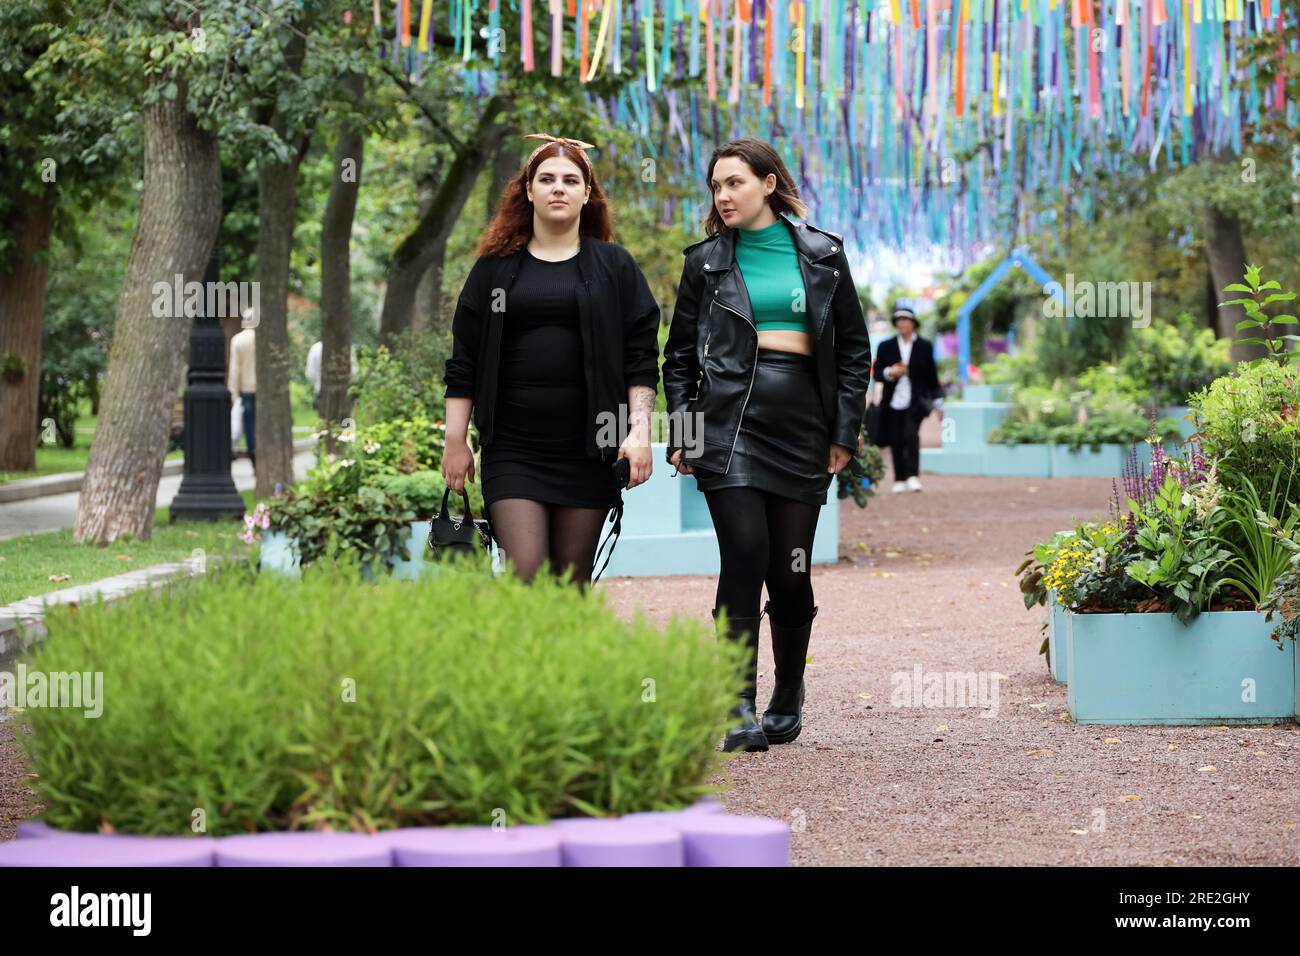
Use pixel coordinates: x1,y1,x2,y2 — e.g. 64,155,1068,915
479,249,621,511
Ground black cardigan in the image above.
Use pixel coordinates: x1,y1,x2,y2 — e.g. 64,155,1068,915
443,238,661,459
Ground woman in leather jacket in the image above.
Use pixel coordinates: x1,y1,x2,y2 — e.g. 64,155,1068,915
441,134,661,588
662,138,873,753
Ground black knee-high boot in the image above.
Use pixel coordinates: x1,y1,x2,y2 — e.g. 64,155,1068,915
761,600,819,744
712,607,769,753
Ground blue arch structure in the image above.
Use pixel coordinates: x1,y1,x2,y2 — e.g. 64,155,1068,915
956,247,1065,384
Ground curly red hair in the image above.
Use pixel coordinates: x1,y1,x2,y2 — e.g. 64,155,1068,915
477,142,614,257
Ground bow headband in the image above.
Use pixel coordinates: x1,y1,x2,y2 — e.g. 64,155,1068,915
523,133,596,171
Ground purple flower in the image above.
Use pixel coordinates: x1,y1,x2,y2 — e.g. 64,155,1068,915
1184,438,1209,484
1122,446,1140,503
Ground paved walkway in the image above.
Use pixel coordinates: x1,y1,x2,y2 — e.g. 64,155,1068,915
598,469,1300,866
0,450,315,541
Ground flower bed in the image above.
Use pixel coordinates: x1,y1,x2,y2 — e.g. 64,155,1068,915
1017,266,1300,724
11,558,755,835
259,519,503,580
986,364,1183,451
938,313,1230,479
263,422,476,573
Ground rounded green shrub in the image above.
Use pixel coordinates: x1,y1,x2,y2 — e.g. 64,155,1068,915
17,558,744,834
1189,361,1300,507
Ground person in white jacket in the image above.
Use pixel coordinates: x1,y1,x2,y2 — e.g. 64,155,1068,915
305,340,358,412
228,315,256,470
872,302,945,493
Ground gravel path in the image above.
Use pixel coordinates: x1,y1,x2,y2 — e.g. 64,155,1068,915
3,469,1296,863
600,471,1300,866
0,719,36,843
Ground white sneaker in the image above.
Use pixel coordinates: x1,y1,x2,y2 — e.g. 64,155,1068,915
891,481,908,494
906,476,923,492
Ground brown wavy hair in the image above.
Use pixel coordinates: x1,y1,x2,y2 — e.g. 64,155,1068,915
703,138,808,236
476,142,614,257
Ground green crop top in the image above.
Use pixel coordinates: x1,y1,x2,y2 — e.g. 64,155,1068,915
734,218,809,333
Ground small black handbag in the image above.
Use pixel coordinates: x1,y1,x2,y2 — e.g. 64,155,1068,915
428,487,495,564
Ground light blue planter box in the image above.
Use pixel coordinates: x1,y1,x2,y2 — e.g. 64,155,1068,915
1046,593,1069,684
603,443,839,577
1160,404,1196,441
962,384,1013,403
1066,610,1297,725
984,443,1052,477
260,521,504,580
257,530,306,578
925,438,1154,479
920,448,987,475
942,402,1012,453
1048,444,1130,478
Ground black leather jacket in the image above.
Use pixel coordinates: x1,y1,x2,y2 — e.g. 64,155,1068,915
661,211,873,475
443,238,661,460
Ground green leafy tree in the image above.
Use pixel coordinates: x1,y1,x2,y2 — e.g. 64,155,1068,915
0,0,125,471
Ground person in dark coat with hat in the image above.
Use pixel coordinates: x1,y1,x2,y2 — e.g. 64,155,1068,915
872,301,944,492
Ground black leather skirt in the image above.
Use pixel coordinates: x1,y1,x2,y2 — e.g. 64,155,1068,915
692,348,833,506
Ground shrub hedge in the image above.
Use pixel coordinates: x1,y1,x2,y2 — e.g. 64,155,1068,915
18,557,744,835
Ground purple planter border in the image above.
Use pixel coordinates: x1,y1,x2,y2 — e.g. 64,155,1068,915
2,798,788,867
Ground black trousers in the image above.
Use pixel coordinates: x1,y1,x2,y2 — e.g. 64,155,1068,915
240,392,256,456
885,403,923,480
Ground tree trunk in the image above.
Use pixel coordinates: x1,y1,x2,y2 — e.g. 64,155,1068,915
253,31,309,498
319,70,364,439
0,184,57,472
411,175,440,335
253,158,303,497
486,138,522,222
1202,203,1257,363
73,79,221,543
417,137,514,337
412,238,446,336
1206,267,1219,331
379,96,512,344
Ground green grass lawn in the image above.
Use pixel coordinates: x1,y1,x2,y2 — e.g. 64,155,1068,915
0,442,183,484
0,491,261,605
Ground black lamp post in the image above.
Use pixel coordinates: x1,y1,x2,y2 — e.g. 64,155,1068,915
169,244,247,522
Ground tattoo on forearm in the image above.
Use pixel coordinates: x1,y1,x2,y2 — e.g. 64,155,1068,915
629,386,655,430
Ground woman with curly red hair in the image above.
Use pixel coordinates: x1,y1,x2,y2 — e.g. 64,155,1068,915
441,135,661,588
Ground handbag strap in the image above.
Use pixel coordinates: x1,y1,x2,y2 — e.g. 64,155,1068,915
590,497,624,585
438,485,494,544
439,486,475,522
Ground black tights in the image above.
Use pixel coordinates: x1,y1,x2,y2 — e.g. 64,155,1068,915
704,487,820,627
486,498,609,590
